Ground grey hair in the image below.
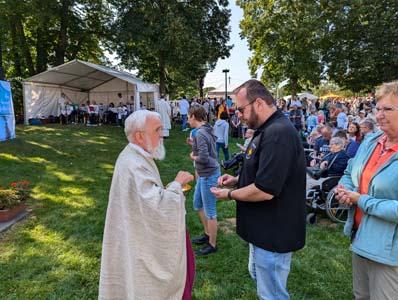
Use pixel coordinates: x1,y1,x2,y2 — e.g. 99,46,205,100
330,137,345,148
124,110,161,142
360,118,375,131
376,80,398,101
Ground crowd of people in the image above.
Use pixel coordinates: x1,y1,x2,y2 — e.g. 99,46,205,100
57,93,139,126
98,79,398,300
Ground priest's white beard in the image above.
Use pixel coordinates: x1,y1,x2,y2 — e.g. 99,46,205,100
145,137,166,161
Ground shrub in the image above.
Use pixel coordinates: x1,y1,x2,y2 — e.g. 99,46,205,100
0,189,22,210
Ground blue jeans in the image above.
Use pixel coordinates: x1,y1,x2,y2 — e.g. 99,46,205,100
193,170,220,219
248,244,292,300
216,142,230,161
181,114,188,130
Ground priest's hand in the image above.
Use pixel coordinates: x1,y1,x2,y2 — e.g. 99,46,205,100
175,171,194,185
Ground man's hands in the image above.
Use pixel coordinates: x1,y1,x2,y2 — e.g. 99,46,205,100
210,187,230,200
335,184,360,206
190,152,198,161
175,171,194,185
217,174,238,187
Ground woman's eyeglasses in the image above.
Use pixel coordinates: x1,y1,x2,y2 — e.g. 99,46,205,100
375,106,398,114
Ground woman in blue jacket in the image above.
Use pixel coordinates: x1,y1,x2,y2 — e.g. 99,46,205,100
336,81,398,299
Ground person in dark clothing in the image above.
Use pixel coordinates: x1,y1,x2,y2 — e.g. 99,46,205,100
319,137,349,176
211,80,306,300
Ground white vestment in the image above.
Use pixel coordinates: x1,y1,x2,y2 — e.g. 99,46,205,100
99,144,187,300
155,98,172,137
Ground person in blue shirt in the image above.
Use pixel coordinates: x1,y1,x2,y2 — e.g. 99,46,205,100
306,109,319,133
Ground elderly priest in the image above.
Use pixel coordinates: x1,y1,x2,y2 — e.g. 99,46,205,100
99,110,194,300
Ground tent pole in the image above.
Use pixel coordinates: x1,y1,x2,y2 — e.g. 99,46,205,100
23,83,29,125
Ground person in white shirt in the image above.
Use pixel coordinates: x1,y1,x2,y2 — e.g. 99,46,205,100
155,95,172,137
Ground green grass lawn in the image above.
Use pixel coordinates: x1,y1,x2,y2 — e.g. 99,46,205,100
0,124,352,299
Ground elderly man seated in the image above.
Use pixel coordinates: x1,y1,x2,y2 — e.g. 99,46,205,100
99,110,195,300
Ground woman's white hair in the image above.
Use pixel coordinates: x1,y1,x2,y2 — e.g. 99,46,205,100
330,137,345,148
124,110,161,142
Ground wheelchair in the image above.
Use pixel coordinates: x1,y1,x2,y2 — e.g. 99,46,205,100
306,174,349,225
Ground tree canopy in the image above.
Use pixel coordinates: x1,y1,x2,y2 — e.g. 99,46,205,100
110,0,232,95
238,0,398,94
0,0,112,78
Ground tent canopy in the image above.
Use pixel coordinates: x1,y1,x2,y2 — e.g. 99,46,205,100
320,92,342,99
25,59,158,92
283,92,318,101
23,60,159,124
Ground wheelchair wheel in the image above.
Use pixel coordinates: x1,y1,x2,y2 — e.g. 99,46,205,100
306,212,317,225
325,189,349,223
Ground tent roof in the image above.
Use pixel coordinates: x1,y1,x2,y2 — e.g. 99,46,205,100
207,80,246,94
283,92,318,101
24,59,158,92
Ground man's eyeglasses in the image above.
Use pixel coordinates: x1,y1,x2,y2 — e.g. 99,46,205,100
375,106,398,114
237,101,255,114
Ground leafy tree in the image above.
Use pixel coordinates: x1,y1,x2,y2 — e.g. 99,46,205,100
0,0,112,79
322,0,398,92
111,0,232,95
238,0,324,96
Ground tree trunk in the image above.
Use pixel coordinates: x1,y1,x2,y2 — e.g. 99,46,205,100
0,37,4,80
159,55,166,95
198,75,204,98
290,77,298,97
15,15,35,76
56,0,71,66
9,20,22,77
36,22,49,73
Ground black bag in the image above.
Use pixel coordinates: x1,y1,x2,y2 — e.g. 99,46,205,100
306,166,327,180
306,153,339,180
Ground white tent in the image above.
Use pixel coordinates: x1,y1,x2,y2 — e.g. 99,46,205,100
206,80,246,100
283,92,318,101
23,60,159,124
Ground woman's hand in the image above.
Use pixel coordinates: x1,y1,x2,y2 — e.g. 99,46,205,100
335,185,361,206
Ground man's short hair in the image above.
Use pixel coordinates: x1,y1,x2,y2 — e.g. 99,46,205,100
124,110,161,142
189,106,207,122
233,79,275,105
333,130,347,139
220,111,229,120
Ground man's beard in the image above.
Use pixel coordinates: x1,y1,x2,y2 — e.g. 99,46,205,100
145,137,166,160
246,105,260,129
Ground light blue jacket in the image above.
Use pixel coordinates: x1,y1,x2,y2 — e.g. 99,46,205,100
340,131,398,266
214,119,229,145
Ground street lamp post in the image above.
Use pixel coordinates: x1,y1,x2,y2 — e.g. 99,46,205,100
222,69,229,101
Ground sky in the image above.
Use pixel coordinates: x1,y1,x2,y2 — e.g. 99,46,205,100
203,1,252,88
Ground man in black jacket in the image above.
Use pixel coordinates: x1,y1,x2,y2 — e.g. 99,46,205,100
211,79,306,300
